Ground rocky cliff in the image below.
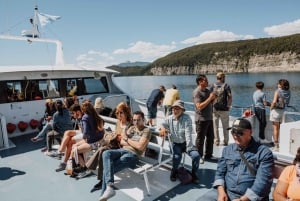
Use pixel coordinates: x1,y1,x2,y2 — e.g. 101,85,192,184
150,51,300,75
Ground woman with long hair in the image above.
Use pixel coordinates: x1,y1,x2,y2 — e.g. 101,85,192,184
69,101,105,174
270,79,291,151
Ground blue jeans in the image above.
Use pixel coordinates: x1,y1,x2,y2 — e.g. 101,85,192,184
200,188,270,201
172,142,200,173
35,121,52,139
101,148,138,195
200,188,241,201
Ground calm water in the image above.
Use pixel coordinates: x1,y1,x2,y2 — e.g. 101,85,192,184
113,72,300,117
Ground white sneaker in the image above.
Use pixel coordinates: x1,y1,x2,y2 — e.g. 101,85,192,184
199,157,204,164
99,185,116,201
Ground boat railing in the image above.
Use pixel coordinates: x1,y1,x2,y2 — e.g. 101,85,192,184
185,101,253,117
0,113,9,150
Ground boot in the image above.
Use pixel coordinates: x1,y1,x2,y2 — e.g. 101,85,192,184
192,170,199,184
170,169,177,181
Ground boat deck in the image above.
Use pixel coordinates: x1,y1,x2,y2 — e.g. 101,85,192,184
0,132,225,201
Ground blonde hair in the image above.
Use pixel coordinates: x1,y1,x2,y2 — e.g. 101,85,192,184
94,97,104,109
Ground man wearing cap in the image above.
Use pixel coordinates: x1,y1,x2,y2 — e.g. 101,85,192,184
201,118,274,201
210,71,232,146
159,100,200,183
163,84,180,116
146,85,166,126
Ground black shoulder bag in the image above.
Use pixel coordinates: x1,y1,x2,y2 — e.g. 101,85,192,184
239,150,256,176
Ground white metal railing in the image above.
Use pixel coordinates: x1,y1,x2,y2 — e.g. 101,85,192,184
0,113,9,149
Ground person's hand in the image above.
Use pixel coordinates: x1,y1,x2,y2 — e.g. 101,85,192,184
217,186,228,201
159,127,168,137
217,194,228,201
116,134,122,142
209,92,217,101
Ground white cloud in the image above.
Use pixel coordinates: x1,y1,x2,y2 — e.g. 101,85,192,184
76,50,116,67
264,19,300,36
75,41,177,67
113,41,176,60
181,30,255,45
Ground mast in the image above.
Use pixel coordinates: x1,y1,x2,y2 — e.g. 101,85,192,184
0,5,64,66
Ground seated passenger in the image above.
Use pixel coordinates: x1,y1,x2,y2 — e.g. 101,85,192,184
98,111,151,201
94,97,112,116
68,102,105,176
201,118,274,201
50,104,84,171
31,99,56,144
273,146,300,201
159,100,200,183
45,100,73,152
88,101,132,191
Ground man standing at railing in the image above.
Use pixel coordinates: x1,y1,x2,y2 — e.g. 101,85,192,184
210,72,232,146
193,74,216,164
146,85,166,126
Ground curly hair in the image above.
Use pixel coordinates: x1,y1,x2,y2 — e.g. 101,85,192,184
293,147,300,165
115,102,132,123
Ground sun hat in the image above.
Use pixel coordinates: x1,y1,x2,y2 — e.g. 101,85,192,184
171,100,185,111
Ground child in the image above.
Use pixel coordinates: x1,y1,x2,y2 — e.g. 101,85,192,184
253,81,270,140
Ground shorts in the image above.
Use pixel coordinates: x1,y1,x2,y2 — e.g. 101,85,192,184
270,108,284,122
147,106,157,119
73,131,83,142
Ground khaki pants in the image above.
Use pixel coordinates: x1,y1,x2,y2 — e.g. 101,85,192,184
213,110,229,144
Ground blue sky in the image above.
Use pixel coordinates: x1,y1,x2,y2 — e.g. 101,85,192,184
1,0,300,67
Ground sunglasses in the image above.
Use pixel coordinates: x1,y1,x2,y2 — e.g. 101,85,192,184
116,111,124,115
231,128,244,136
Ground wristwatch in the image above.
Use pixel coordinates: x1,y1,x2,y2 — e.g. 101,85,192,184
124,137,128,142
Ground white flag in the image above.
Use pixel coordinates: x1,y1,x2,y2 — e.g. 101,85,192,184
38,12,61,27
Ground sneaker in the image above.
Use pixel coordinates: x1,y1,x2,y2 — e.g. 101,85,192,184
199,157,204,164
98,185,116,201
73,166,87,174
31,137,43,142
170,169,177,181
47,150,63,159
204,155,218,161
76,170,92,180
41,147,48,152
55,162,66,172
93,180,103,190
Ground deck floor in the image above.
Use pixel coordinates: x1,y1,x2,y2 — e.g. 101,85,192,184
0,133,222,201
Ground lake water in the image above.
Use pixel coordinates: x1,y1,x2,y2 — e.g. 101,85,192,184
113,72,300,117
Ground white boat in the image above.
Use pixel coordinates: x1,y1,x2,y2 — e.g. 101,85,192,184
0,6,131,150
1,5,300,201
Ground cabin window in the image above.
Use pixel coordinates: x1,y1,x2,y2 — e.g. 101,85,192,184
67,79,77,96
84,78,107,94
46,79,60,98
7,81,23,102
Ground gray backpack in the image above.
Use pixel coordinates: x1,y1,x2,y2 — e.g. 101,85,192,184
213,83,228,111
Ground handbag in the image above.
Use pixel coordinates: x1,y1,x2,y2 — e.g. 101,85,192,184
177,166,193,184
98,131,121,149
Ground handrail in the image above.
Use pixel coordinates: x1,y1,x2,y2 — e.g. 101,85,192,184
0,113,9,149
